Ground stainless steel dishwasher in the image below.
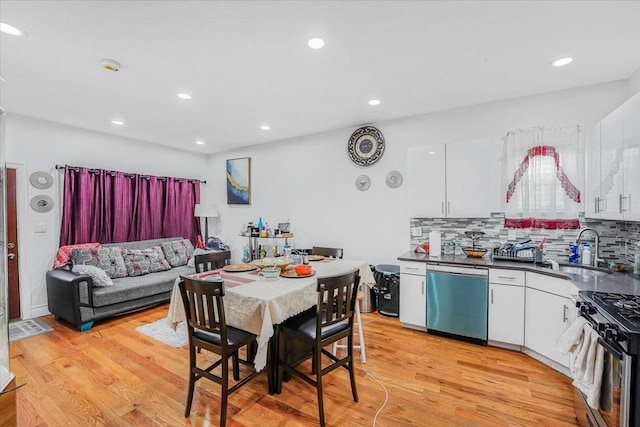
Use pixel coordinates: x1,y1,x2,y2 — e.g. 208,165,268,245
426,264,489,345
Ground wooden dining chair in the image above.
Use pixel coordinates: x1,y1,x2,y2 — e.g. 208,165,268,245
178,275,267,427
311,246,344,259
194,250,231,273
277,270,360,426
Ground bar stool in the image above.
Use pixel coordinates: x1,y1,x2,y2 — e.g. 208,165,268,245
333,290,366,363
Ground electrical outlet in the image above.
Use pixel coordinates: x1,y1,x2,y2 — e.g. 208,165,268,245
507,229,517,241
33,222,47,233
411,226,423,237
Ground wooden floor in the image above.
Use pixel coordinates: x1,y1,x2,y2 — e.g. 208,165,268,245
9,306,579,426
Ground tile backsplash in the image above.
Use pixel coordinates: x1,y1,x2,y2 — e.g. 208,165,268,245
410,213,640,267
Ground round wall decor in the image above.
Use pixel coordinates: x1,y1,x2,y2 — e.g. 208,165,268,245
347,126,385,166
30,195,54,213
29,171,54,189
385,170,403,188
355,175,371,191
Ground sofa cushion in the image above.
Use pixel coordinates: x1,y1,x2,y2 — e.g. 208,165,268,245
54,242,101,269
144,246,172,273
71,264,114,287
123,249,152,276
92,265,194,307
162,239,195,267
105,237,184,252
71,246,127,279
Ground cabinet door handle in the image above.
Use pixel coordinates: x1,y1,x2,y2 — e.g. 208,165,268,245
447,201,451,214
594,197,601,213
405,267,419,271
441,201,445,214
421,280,424,294
563,305,568,322
619,194,631,213
497,276,516,280
490,289,494,304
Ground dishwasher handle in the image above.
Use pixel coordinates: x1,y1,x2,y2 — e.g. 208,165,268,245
427,264,488,277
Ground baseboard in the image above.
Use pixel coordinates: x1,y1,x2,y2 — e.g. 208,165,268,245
487,340,522,352
521,348,571,378
29,305,51,319
401,323,427,332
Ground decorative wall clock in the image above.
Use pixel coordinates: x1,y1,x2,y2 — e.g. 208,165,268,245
347,126,385,166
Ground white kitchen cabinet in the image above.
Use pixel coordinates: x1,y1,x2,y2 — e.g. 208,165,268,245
488,268,525,346
524,272,574,368
399,261,426,330
407,139,492,218
586,91,640,220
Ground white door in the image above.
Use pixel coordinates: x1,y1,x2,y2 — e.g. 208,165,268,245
623,92,640,221
524,288,571,368
488,283,524,345
407,144,446,218
399,273,426,328
446,140,492,218
600,107,625,220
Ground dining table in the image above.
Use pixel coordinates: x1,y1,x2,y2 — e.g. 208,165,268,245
166,258,376,394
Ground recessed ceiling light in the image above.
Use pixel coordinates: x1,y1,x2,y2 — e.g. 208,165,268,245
260,125,271,130
551,57,573,67
177,93,192,100
195,140,205,145
0,22,26,37
368,99,381,106
111,119,125,126
307,37,325,49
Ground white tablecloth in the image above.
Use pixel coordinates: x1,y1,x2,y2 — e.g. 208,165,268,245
166,259,375,371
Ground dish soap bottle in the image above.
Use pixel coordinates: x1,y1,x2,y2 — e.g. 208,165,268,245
581,243,591,266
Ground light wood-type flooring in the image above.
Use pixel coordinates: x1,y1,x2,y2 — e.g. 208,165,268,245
9,305,579,426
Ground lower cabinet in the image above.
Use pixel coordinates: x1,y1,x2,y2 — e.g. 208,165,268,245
488,283,525,345
399,261,426,329
524,287,572,368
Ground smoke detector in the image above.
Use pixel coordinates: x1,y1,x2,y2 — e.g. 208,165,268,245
100,58,120,72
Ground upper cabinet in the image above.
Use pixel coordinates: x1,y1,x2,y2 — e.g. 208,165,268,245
408,139,493,218
586,92,640,221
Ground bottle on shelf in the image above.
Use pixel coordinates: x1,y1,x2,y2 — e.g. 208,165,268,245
581,243,591,266
257,217,263,230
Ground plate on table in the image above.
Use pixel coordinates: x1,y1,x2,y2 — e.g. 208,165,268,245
223,263,258,273
307,255,325,261
280,269,316,278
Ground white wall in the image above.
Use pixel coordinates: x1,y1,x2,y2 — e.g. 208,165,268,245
628,67,640,97
207,80,629,266
6,115,208,318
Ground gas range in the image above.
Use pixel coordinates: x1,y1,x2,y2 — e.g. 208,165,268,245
579,290,640,356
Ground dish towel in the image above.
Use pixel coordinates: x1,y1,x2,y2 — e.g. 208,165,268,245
557,317,605,409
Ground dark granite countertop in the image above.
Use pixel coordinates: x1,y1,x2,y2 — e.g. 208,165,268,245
397,251,640,295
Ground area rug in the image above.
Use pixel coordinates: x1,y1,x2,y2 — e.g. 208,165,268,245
135,318,187,348
9,318,54,342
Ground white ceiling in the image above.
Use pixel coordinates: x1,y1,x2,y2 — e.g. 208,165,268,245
1,1,639,154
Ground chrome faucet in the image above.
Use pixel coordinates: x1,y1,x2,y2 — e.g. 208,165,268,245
574,228,603,267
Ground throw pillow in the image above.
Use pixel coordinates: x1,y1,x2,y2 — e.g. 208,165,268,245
162,239,194,267
71,246,128,279
53,242,101,269
122,249,152,277
144,246,172,273
71,264,114,287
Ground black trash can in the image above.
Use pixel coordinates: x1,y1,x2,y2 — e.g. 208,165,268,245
374,264,400,317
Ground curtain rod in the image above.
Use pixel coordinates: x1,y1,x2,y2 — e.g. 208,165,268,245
55,164,207,184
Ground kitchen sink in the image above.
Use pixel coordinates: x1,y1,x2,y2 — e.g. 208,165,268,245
556,264,612,277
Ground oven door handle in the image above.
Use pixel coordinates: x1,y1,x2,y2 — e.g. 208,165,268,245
597,336,624,360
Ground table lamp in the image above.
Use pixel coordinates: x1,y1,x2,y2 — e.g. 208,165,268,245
194,204,219,242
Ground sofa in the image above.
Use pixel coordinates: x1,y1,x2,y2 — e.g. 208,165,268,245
46,237,195,331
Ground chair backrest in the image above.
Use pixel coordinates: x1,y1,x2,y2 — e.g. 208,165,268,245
315,270,360,334
311,246,344,259
179,276,228,346
194,250,231,273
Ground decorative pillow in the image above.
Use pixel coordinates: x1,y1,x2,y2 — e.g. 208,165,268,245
71,264,114,287
162,239,194,267
53,242,101,269
143,246,172,273
71,246,128,279
123,249,152,277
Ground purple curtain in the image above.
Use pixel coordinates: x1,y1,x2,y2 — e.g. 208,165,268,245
59,166,201,246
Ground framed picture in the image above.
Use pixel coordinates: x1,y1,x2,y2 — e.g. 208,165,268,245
226,157,251,205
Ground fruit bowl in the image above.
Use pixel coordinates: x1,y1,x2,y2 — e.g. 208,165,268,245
462,247,488,258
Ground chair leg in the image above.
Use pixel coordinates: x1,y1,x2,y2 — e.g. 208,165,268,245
316,345,325,427
348,333,358,403
185,349,197,417
220,357,229,427
232,352,240,381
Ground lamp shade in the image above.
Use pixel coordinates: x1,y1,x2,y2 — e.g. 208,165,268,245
194,204,219,218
